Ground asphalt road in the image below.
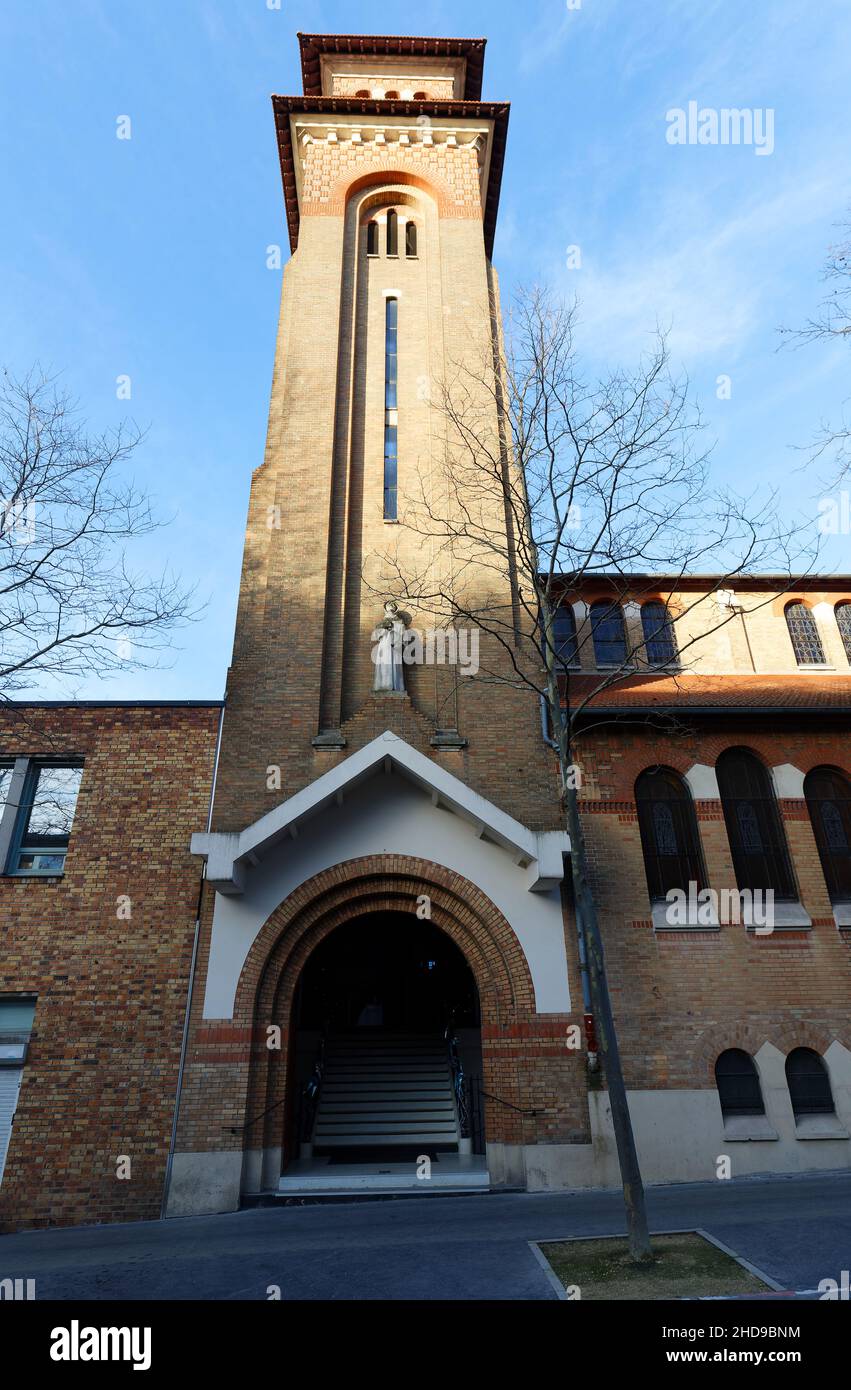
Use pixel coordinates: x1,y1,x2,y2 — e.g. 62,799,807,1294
1,1170,850,1300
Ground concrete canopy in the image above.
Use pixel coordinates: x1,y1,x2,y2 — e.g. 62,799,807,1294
191,730,568,896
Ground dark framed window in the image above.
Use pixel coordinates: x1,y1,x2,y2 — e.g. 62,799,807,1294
804,766,851,902
836,603,851,663
8,763,83,876
386,209,398,256
715,1049,765,1117
405,221,418,257
716,749,797,900
641,600,677,665
785,602,826,665
590,600,626,666
552,604,578,670
366,221,379,256
384,297,398,520
785,1047,835,1117
635,767,705,900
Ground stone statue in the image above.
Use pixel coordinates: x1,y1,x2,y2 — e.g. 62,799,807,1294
372,600,410,693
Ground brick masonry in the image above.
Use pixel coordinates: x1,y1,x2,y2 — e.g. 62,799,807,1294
0,704,220,1231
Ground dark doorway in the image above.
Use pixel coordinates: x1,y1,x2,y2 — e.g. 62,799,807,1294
293,911,479,1034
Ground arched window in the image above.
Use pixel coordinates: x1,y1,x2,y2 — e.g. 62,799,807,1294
785,1048,835,1117
552,604,578,671
785,601,825,665
405,221,418,257
716,749,797,899
413,90,428,100
590,601,626,666
715,1050,765,1117
384,90,399,100
836,603,851,663
355,89,370,98
635,767,705,900
366,221,379,256
804,766,851,901
386,209,398,257
641,600,677,665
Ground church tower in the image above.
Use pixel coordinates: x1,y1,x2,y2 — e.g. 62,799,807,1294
170,34,585,1217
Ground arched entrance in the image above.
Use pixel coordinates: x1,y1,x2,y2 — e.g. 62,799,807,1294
289,911,483,1173
235,856,542,1196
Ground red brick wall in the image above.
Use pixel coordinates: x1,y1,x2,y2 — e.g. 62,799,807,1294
575,717,851,1091
0,703,220,1231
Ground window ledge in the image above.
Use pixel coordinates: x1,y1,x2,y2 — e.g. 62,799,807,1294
795,664,836,672
793,1114,849,1140
722,1115,779,1142
383,518,399,525
652,901,720,932
832,901,851,928
746,901,812,932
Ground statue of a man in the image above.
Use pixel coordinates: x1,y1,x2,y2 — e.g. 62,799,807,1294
372,600,409,693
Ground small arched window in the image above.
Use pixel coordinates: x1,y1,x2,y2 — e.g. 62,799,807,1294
355,89,370,98
635,767,705,900
836,603,851,663
413,90,428,100
384,90,399,100
590,600,626,666
405,221,418,257
716,749,797,899
785,1047,835,1117
785,601,825,665
641,600,677,666
804,766,851,902
386,209,398,257
366,221,379,256
715,1050,765,1117
552,604,578,671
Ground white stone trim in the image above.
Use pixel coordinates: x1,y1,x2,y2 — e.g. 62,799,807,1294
770,763,806,798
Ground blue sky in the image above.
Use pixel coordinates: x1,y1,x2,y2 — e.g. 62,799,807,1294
1,0,849,699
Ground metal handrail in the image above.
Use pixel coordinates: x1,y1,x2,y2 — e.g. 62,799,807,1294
444,1020,470,1138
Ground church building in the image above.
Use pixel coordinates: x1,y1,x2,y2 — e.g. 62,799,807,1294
1,32,850,1232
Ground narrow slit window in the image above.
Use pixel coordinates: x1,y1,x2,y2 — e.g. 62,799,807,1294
386,209,398,257
384,298,398,520
405,221,418,257
366,221,379,256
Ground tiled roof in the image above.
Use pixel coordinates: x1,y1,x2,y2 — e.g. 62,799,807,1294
298,33,487,102
565,673,851,715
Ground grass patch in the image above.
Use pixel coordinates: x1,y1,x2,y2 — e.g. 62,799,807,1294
540,1232,770,1301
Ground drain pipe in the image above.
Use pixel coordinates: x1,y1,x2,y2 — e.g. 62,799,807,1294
160,700,226,1219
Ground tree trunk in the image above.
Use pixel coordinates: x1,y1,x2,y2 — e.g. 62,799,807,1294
564,784,653,1262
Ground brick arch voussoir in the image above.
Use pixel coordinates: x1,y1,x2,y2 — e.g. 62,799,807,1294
326,166,458,220
235,856,536,1028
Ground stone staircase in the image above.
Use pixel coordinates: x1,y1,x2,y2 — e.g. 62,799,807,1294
311,1032,460,1152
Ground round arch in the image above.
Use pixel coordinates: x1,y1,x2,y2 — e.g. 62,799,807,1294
235,856,539,1178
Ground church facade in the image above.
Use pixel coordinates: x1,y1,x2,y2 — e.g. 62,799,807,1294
1,33,850,1232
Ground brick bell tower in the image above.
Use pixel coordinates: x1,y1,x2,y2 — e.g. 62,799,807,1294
172,35,586,1218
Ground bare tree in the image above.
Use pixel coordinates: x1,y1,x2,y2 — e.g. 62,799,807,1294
780,212,851,482
376,286,816,1262
0,370,197,698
